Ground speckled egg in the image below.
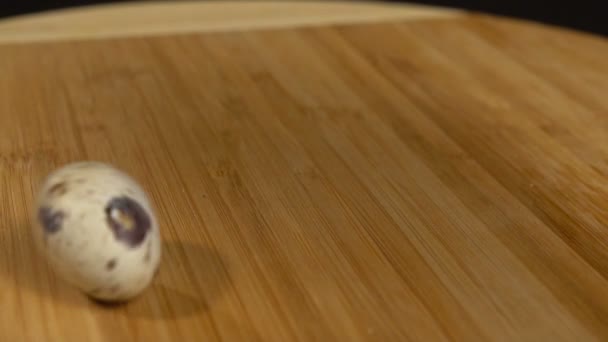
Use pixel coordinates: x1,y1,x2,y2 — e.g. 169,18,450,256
32,161,161,302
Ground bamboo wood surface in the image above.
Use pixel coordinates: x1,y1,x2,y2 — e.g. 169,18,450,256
1,1,608,341
0,1,460,43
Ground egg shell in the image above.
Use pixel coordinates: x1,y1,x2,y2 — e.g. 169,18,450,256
32,161,161,302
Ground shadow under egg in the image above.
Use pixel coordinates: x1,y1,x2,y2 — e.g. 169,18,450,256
88,239,231,320
1,220,231,320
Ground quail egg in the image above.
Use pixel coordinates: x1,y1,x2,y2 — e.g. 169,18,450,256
32,161,161,302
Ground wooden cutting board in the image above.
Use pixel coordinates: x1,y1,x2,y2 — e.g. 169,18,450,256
1,2,608,341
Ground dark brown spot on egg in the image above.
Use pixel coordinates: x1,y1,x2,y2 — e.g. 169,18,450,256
105,196,151,249
106,258,117,270
48,182,68,196
38,207,65,234
109,284,120,293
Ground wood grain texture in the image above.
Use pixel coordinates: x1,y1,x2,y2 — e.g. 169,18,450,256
0,1,460,43
1,4,608,342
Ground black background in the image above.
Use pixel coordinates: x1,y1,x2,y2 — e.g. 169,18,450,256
401,0,607,36
0,1,606,37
